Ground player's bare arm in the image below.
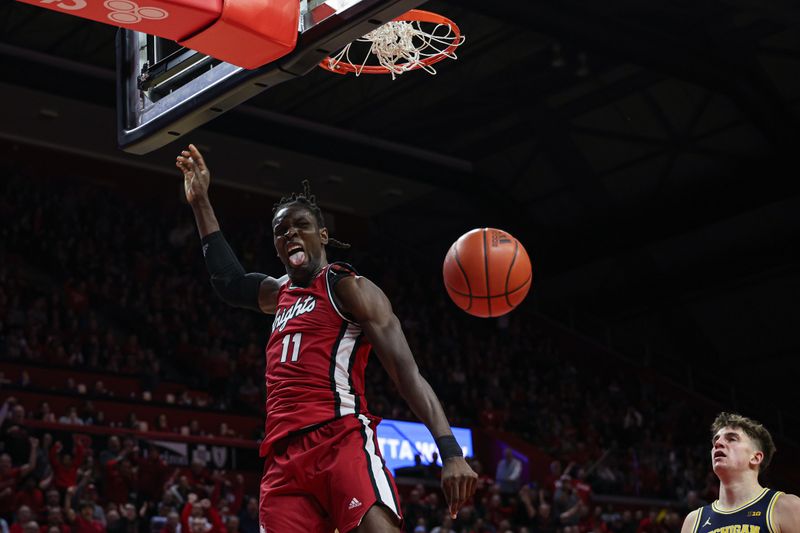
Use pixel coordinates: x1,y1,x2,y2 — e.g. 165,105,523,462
774,493,800,533
334,274,478,519
177,143,286,313
681,510,699,533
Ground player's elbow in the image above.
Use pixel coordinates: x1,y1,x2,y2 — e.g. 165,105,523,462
210,272,263,311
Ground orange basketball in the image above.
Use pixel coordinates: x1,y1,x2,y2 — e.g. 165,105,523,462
442,228,532,318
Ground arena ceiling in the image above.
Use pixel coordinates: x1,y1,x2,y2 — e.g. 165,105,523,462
1,0,800,436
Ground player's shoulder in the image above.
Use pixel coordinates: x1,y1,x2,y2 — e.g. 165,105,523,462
773,492,800,529
774,491,800,506
681,509,702,533
327,261,359,279
328,262,378,290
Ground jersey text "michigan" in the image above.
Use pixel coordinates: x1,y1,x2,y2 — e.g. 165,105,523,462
708,525,760,533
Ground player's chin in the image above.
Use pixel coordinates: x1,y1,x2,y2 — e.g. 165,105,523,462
287,263,313,281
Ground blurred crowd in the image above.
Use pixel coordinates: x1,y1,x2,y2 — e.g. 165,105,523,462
0,170,720,532
0,393,692,533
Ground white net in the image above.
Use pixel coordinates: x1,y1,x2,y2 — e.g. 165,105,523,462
325,18,465,79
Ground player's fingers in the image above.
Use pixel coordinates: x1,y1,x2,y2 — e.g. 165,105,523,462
449,478,461,518
441,477,454,510
468,474,477,500
188,144,206,169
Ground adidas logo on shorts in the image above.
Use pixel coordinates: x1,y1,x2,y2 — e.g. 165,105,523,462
348,497,362,510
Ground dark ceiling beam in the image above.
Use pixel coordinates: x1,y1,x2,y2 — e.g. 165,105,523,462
543,154,800,275
441,0,799,153
465,70,665,155
570,126,748,163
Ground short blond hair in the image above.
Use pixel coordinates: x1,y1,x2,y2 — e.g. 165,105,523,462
711,412,776,473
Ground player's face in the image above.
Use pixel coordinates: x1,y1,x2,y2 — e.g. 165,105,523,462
272,204,329,285
711,426,762,475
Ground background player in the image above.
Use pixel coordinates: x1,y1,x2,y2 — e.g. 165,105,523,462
176,144,477,533
681,412,800,533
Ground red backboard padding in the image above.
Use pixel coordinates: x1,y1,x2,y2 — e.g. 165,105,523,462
16,0,221,42
180,0,299,69
15,0,298,69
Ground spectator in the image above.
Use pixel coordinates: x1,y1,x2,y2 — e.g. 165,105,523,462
63,487,101,533
223,516,239,533
58,408,84,426
49,440,84,492
43,490,60,511
180,496,222,533
21,523,39,533
495,448,523,496
12,478,43,517
155,415,171,433
534,501,557,533
1,401,32,466
73,484,105,527
98,438,121,468
40,507,69,533
159,512,181,533
235,499,257,533
9,507,32,533
431,515,456,533
425,452,442,480
1,439,38,521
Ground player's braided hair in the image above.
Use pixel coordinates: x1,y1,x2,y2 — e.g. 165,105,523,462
272,180,351,249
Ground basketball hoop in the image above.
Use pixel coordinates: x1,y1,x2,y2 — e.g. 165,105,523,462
319,9,464,79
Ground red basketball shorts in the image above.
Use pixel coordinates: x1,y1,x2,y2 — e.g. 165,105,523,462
259,414,403,533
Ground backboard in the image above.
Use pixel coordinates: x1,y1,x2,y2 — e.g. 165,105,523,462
117,0,424,154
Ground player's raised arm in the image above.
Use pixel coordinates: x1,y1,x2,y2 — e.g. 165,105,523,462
176,144,286,314
334,274,478,519
774,493,800,533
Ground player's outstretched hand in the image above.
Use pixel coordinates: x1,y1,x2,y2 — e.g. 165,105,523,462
176,144,211,206
441,457,478,519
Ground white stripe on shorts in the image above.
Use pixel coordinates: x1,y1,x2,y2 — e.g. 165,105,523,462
357,414,398,516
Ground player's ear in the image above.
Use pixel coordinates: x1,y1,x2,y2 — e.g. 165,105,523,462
751,450,764,468
319,227,329,244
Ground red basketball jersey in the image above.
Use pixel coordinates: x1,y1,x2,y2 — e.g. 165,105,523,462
259,263,372,456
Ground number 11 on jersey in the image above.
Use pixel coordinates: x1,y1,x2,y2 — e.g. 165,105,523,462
280,332,302,363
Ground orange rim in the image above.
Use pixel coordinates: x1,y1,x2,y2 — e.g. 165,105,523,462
319,9,462,75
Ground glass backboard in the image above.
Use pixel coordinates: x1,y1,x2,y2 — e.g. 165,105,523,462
117,0,424,154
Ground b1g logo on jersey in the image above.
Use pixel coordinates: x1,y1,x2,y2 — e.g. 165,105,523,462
273,296,317,332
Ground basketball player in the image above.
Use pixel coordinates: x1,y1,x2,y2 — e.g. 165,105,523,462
681,412,800,533
176,144,477,533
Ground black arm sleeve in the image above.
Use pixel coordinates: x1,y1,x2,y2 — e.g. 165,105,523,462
201,231,266,312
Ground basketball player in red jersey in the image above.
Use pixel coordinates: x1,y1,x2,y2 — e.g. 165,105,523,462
681,413,800,533
177,144,477,533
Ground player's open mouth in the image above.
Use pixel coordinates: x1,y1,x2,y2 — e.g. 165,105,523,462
287,244,306,267
713,451,726,459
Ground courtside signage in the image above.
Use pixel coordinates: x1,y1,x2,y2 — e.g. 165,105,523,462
377,419,473,473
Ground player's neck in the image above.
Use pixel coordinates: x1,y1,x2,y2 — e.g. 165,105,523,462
717,475,763,510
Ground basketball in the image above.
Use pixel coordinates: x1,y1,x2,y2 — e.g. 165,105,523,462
442,228,532,318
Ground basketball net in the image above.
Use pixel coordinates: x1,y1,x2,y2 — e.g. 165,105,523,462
321,10,465,79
